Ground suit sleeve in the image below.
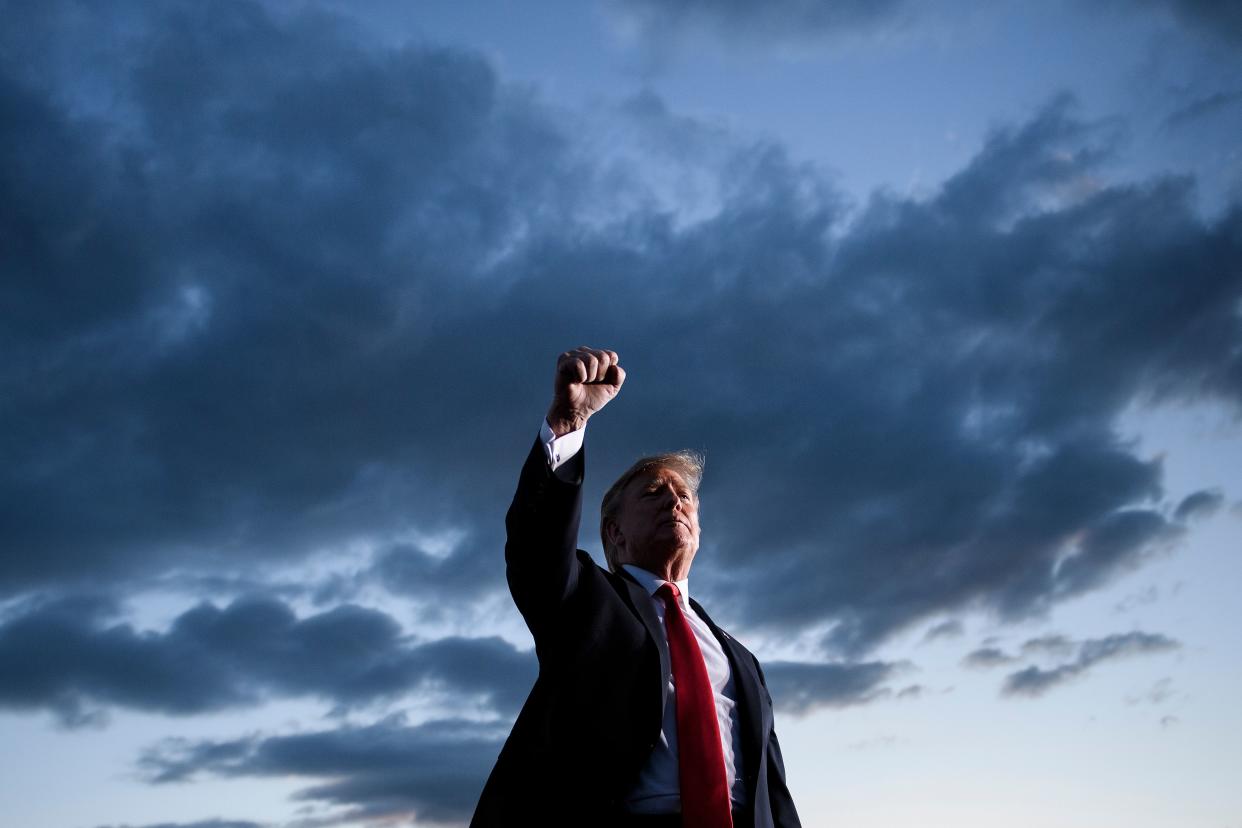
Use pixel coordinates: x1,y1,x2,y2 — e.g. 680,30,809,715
765,726,802,828
755,657,803,828
504,435,588,642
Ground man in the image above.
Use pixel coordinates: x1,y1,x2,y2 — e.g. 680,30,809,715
471,347,801,828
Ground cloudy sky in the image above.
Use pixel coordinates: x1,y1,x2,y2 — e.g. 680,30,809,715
2,1,1240,826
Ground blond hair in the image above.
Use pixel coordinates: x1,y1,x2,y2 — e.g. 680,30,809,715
599,450,704,572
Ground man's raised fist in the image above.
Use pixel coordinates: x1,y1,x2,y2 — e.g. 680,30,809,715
546,346,625,436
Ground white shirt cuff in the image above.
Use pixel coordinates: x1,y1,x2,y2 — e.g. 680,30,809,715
540,419,585,471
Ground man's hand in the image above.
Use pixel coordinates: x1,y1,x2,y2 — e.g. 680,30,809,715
546,346,625,436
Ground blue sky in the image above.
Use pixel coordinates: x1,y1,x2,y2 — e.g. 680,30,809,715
1,1,1240,826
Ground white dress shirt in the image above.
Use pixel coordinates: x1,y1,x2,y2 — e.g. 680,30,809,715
539,419,585,472
539,420,746,814
619,564,746,813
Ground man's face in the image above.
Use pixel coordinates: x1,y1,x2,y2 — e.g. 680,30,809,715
610,466,700,574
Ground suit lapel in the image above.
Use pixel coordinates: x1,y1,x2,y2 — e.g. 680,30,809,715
618,569,672,717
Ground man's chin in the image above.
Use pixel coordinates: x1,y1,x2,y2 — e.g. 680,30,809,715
631,542,695,569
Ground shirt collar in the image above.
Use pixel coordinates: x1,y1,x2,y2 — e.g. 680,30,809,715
622,564,690,603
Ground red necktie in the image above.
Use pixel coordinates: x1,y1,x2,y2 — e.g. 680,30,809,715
657,582,733,828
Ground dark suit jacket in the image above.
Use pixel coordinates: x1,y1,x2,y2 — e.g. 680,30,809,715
470,439,801,827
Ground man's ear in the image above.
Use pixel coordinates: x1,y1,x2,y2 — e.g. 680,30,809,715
605,518,624,550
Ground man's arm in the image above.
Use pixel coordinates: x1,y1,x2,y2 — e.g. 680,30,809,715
766,727,802,828
754,656,803,828
504,347,624,638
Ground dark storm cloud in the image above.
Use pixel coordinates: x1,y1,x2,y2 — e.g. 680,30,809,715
139,716,508,825
609,0,909,42
0,594,534,724
1119,0,1242,44
922,619,964,642
1020,634,1077,658
3,0,1241,662
1053,510,1182,598
93,822,264,828
682,94,1241,653
1164,89,1242,131
1,0,576,597
1173,489,1224,522
762,659,899,714
367,540,500,605
1002,631,1179,697
961,647,1016,669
